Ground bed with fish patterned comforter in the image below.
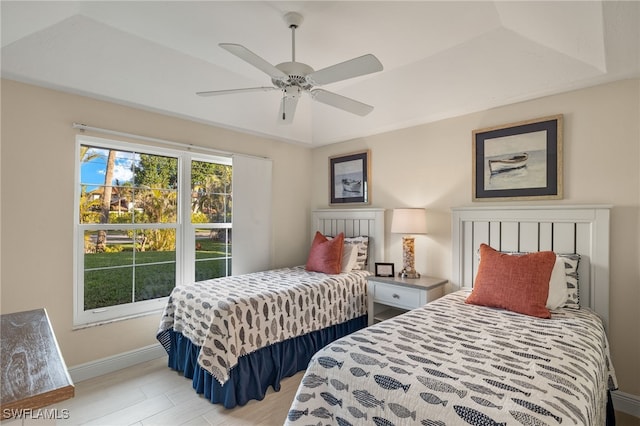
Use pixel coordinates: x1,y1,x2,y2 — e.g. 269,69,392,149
157,266,370,385
286,290,618,426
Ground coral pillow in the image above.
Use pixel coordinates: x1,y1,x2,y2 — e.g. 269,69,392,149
466,244,556,318
305,232,344,274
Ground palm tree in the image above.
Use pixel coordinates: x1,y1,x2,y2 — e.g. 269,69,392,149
80,145,100,164
95,150,116,252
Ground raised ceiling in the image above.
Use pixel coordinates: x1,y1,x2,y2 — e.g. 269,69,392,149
2,1,639,146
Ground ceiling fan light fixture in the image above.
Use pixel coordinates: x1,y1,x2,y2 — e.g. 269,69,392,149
284,86,302,99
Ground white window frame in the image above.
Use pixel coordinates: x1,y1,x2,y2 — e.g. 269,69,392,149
73,135,231,327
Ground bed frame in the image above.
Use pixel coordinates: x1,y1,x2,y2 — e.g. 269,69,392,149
312,208,385,272
452,205,611,328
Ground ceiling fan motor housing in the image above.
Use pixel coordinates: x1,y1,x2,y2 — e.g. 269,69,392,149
273,61,314,90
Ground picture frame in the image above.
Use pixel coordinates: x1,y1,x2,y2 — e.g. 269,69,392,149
375,262,395,277
329,150,371,205
473,114,563,201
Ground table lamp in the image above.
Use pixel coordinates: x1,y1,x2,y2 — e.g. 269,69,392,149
391,208,427,278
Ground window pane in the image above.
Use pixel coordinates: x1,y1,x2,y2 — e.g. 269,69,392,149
80,145,178,225
136,229,176,260
80,146,111,187
134,154,178,190
134,188,177,224
195,258,228,281
135,263,175,302
194,228,229,258
83,230,135,259
84,230,135,309
80,146,136,224
84,267,133,310
83,229,176,308
134,227,175,302
195,228,230,281
191,160,232,224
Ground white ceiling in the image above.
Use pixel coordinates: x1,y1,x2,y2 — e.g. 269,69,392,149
2,1,639,146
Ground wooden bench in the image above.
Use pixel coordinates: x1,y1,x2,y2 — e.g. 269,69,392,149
1,309,74,419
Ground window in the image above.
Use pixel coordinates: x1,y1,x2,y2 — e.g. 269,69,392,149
74,136,232,326
190,158,232,281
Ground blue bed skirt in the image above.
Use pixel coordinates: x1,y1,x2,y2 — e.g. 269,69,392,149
160,314,367,408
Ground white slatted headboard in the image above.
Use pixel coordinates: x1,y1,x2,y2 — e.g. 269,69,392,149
452,205,611,328
312,209,385,273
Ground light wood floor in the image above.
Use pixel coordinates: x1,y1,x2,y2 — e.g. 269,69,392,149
2,357,301,425
3,357,638,425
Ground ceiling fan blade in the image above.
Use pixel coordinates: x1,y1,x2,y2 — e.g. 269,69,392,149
219,43,287,80
196,87,277,97
278,86,301,124
306,54,383,86
310,89,374,116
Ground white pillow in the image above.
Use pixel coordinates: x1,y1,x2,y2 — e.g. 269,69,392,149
341,244,359,273
344,236,369,270
546,256,569,309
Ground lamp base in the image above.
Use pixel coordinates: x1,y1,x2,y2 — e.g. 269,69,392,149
398,269,420,279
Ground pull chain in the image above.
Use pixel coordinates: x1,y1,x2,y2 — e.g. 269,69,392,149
282,90,286,120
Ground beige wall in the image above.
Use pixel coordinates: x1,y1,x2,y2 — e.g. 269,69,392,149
0,79,313,367
311,79,640,396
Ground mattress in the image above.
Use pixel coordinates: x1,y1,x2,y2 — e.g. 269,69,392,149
286,290,618,425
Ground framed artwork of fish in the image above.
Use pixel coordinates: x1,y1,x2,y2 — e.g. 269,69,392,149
472,115,563,201
329,150,371,205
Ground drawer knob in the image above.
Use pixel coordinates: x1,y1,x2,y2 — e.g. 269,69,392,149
392,293,400,299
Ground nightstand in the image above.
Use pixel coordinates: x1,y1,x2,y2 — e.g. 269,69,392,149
366,275,447,325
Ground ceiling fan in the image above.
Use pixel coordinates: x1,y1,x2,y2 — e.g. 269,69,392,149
196,12,383,124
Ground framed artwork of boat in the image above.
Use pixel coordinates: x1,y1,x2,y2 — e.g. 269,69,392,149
329,150,370,205
472,114,563,201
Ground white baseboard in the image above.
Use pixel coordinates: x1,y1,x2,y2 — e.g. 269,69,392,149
612,390,640,418
68,344,166,383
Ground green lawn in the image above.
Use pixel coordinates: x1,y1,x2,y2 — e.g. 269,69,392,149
83,241,230,309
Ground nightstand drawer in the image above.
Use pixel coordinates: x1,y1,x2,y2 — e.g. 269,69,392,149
372,282,422,309
366,275,447,325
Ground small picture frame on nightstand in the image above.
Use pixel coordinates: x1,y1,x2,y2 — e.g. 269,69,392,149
375,263,395,277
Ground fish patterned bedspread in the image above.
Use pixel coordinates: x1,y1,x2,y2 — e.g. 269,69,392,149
286,290,618,426
157,266,370,385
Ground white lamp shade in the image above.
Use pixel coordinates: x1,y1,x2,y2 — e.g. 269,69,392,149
391,208,427,234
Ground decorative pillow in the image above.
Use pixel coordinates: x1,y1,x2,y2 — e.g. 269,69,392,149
479,249,581,310
344,236,369,270
306,232,344,274
341,244,359,273
546,256,569,310
557,253,580,308
466,244,556,318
